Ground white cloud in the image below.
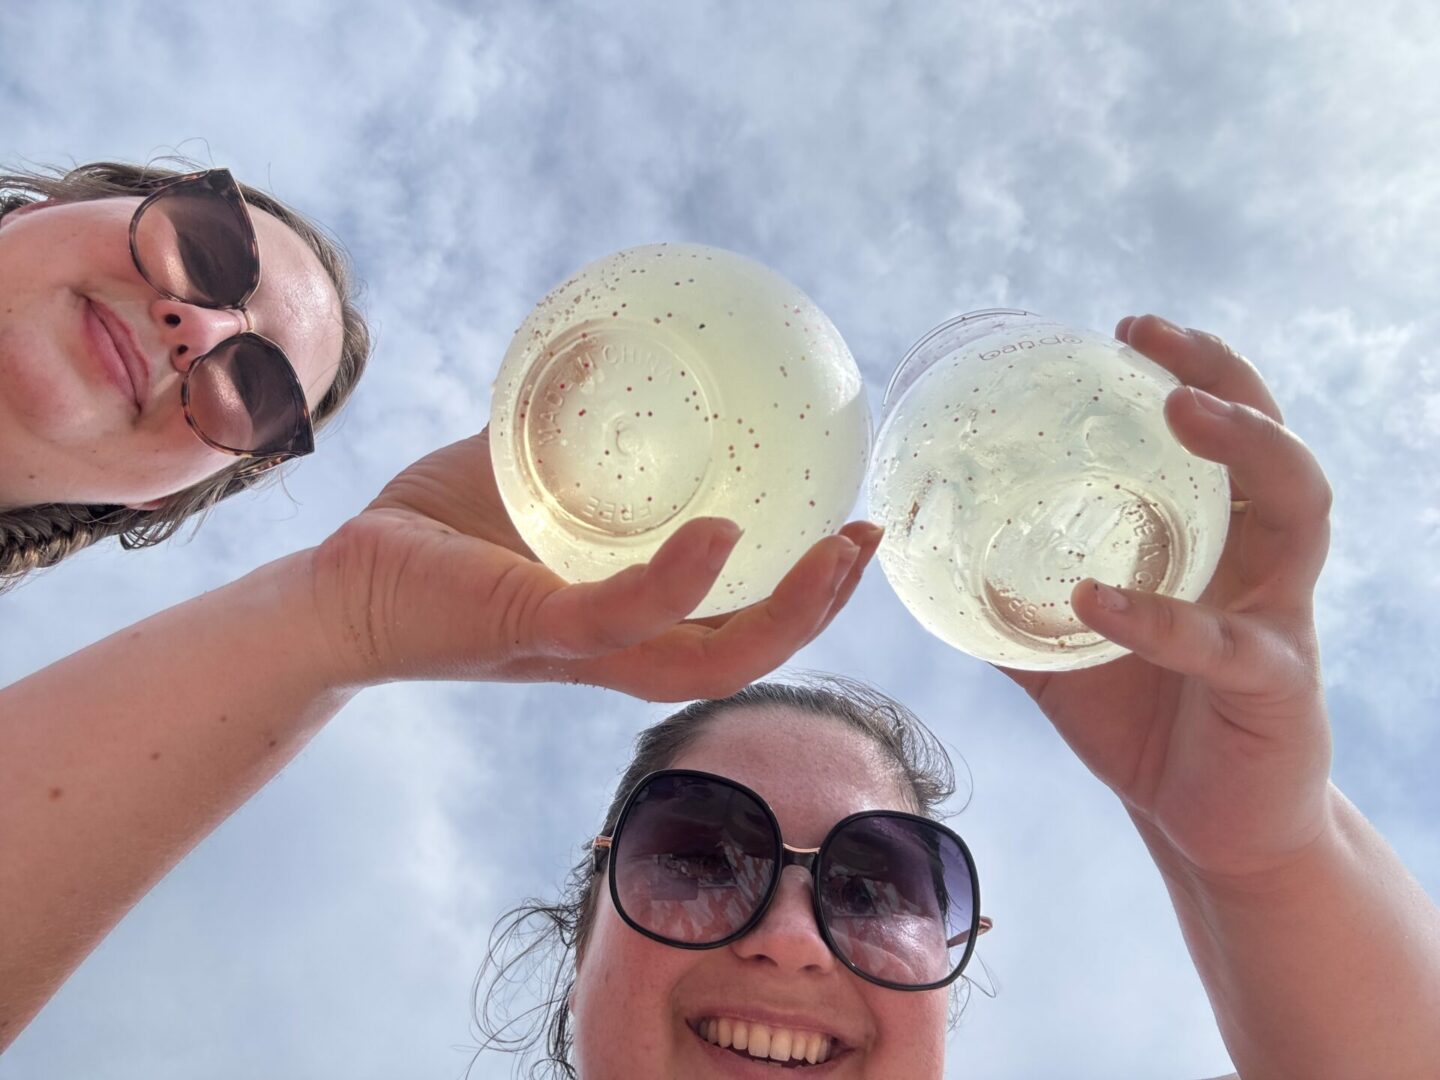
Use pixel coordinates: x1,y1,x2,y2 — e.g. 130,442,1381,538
3,2,1438,1078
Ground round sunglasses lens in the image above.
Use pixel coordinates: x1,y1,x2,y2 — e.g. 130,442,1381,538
188,339,306,455
613,775,778,946
133,181,257,307
819,816,976,987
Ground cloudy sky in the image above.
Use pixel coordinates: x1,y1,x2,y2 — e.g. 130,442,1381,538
3,1,1439,1077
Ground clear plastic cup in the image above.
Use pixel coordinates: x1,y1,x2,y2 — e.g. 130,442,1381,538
867,309,1230,670
490,243,871,618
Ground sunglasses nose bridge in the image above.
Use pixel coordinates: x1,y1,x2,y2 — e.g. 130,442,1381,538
739,852,832,962
779,843,821,878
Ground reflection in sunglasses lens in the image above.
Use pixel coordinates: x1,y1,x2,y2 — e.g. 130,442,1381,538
612,776,978,989
614,775,777,945
133,182,257,308
189,339,304,455
821,816,974,987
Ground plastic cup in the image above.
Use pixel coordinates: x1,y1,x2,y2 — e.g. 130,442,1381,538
867,309,1230,670
490,243,871,618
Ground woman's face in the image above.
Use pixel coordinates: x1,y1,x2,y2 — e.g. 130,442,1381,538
0,192,343,509
571,706,950,1079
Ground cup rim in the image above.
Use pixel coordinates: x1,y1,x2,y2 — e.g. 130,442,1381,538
882,308,1040,411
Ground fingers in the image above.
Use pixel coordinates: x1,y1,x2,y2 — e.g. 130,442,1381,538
808,521,886,639
1118,314,1332,602
530,517,746,659
1164,383,1332,601
685,520,883,632
1071,578,1316,705
1117,314,1284,423
563,526,876,701
651,530,865,697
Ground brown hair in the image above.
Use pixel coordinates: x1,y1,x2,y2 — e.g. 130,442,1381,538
0,158,371,592
471,675,977,1079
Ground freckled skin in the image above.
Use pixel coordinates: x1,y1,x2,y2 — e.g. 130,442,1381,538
570,706,950,1080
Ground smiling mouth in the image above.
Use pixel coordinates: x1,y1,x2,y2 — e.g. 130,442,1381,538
693,1017,840,1068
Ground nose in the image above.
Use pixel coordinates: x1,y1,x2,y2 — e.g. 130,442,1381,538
150,298,251,372
730,865,835,975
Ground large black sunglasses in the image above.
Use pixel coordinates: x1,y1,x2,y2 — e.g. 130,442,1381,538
592,769,992,991
129,168,314,466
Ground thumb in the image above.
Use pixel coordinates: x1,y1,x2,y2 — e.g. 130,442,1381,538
1072,578,1299,700
528,518,742,659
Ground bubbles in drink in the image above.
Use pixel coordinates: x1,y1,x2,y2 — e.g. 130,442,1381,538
491,243,871,618
868,311,1230,670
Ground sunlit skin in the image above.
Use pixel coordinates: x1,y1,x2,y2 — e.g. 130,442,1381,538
0,193,343,510
571,706,951,1079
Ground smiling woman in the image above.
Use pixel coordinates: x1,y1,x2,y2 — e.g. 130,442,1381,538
0,159,371,590
466,320,1440,1080
1,313,1436,1075
474,678,982,1079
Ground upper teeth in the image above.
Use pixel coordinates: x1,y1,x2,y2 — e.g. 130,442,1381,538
698,1017,833,1065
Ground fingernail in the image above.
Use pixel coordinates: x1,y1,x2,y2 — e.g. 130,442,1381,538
1150,314,1188,338
830,541,861,591
706,525,742,572
1094,582,1130,613
861,522,886,545
1188,386,1234,417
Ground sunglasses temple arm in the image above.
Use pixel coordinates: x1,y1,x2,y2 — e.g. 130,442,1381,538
946,915,994,948
591,835,613,872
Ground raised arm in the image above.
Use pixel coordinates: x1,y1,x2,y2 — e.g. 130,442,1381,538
0,549,352,1049
1136,785,1440,1080
1001,316,1440,1079
0,429,881,1050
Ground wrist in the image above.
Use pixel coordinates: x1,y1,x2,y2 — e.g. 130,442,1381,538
305,517,401,689
236,546,373,695
1127,784,1345,911
1132,786,1440,1080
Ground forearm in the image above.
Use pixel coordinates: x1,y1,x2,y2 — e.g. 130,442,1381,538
0,549,360,1049
1136,786,1440,1080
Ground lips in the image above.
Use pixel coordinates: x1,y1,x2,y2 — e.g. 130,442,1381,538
83,299,149,412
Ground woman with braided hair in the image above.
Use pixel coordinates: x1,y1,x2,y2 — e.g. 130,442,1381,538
0,162,883,1051
0,160,370,588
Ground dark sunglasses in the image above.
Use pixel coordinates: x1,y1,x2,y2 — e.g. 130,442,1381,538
129,168,314,466
592,769,992,991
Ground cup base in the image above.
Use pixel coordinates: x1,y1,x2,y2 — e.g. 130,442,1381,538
878,469,1193,670
962,472,1182,665
516,319,717,538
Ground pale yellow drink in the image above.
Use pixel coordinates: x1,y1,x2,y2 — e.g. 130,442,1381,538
869,311,1230,670
490,244,871,618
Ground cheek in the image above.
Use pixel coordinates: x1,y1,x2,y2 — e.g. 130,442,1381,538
0,320,110,437
106,403,232,494
139,447,232,499
571,902,689,1079
865,984,949,1076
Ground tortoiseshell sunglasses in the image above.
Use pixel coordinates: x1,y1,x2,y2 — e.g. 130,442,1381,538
129,168,314,467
